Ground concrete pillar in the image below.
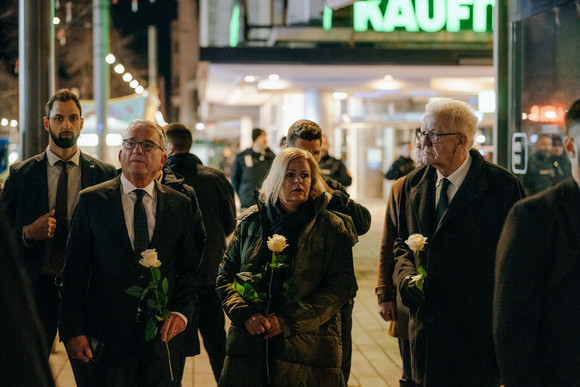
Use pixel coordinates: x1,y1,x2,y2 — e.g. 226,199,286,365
178,0,199,128
19,0,54,159
93,0,109,161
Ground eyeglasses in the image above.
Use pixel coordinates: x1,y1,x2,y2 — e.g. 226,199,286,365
122,139,164,152
415,131,462,143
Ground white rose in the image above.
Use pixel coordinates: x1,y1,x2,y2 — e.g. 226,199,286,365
267,234,289,253
139,249,162,268
405,234,428,253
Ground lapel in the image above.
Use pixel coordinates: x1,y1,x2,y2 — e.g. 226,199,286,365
106,176,134,254
79,152,95,189
437,150,488,229
409,166,437,236
149,180,168,249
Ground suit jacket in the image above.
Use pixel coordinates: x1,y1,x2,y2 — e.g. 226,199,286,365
376,176,409,339
59,176,200,357
0,151,117,283
0,204,54,386
394,149,525,386
166,152,236,290
494,178,580,386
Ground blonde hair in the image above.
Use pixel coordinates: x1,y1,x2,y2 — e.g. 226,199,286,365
259,148,325,206
425,99,478,149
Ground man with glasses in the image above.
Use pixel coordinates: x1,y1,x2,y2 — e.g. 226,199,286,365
1,89,117,361
59,119,201,386
394,99,524,386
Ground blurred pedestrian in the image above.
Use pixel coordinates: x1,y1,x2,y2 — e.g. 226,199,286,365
376,129,423,386
319,134,352,186
0,203,55,386
494,98,580,386
165,122,236,381
231,128,275,211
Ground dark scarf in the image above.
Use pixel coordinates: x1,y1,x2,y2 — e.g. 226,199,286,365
266,199,315,252
263,199,315,313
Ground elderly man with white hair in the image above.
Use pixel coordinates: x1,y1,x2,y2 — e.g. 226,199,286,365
393,99,525,386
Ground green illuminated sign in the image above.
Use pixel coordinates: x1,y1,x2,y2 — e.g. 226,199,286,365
323,0,494,33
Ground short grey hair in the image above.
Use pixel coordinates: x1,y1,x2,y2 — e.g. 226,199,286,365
124,119,166,150
425,99,478,149
259,147,325,207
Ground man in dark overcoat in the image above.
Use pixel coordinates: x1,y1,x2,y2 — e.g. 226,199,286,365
59,120,200,386
394,99,525,386
494,98,580,386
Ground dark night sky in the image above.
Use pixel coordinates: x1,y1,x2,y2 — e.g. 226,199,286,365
0,0,177,95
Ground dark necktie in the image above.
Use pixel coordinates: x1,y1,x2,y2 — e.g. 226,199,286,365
51,160,70,272
133,189,149,253
436,178,450,223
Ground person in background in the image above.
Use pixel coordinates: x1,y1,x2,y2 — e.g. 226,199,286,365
286,119,371,383
494,98,580,386
216,148,357,387
550,134,571,184
0,204,55,386
385,140,416,181
376,129,422,387
279,136,287,150
394,99,524,386
319,134,352,186
231,128,275,211
164,122,236,382
523,133,554,195
59,119,201,386
0,88,117,358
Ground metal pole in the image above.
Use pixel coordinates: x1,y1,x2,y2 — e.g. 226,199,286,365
148,26,158,89
93,0,110,160
19,0,54,159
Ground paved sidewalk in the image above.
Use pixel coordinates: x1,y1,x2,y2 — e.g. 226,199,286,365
51,198,403,386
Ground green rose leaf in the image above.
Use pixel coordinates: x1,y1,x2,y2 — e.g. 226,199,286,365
125,285,144,298
417,265,427,276
233,279,246,296
145,319,158,341
147,298,157,310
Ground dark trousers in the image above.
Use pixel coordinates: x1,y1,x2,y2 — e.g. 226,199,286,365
198,289,227,381
36,275,60,358
341,299,354,383
69,339,179,387
399,338,412,386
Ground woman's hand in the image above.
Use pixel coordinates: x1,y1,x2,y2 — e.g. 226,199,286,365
264,313,282,339
244,313,270,335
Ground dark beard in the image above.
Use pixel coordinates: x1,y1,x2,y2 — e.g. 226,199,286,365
49,126,79,149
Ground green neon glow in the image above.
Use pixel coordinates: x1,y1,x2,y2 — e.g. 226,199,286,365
349,0,494,33
473,0,494,32
384,0,419,32
230,3,240,47
353,0,383,32
323,6,333,30
446,0,472,32
416,0,446,32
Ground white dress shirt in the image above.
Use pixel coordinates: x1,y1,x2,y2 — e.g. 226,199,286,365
435,153,473,204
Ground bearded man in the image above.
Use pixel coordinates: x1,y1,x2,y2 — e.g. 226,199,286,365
1,88,117,359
